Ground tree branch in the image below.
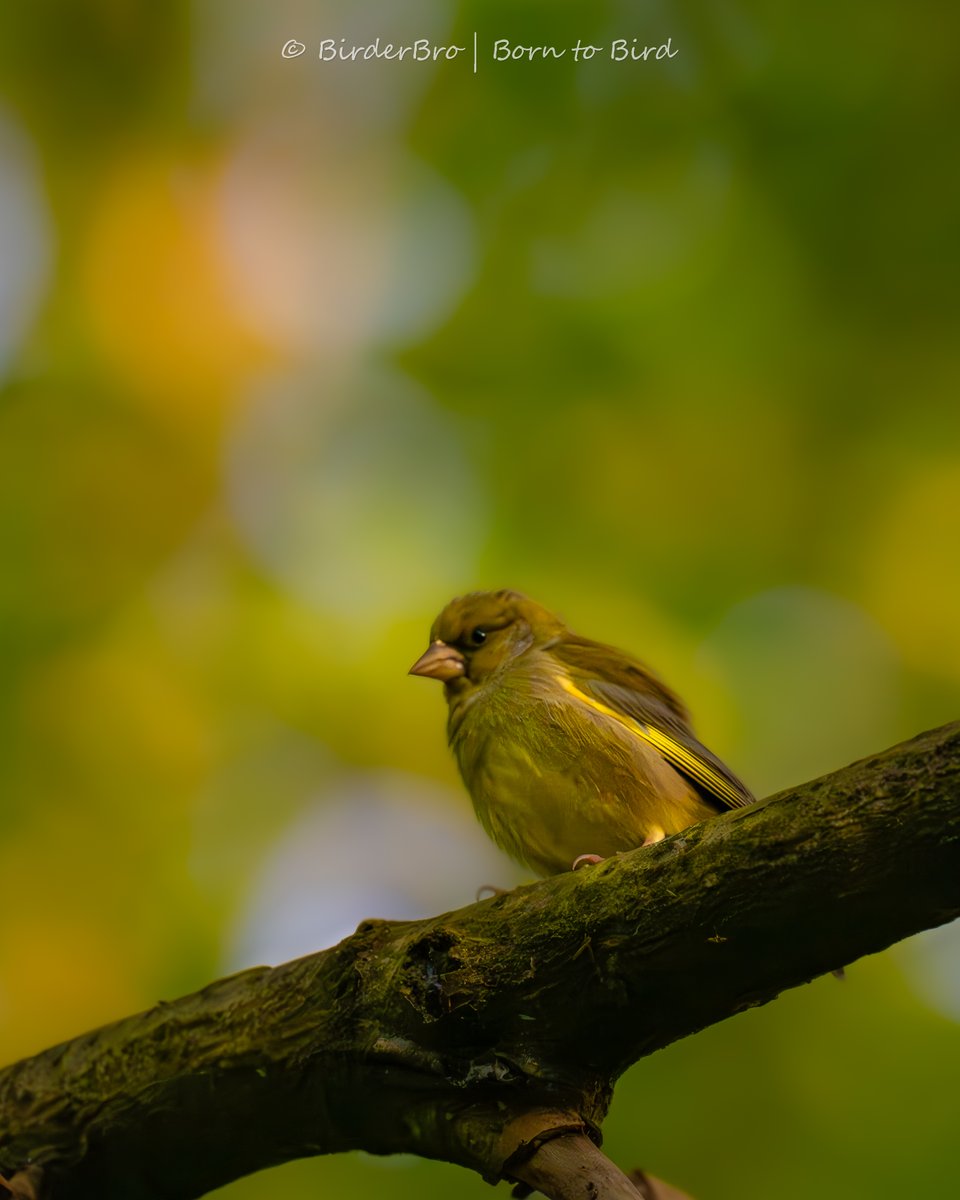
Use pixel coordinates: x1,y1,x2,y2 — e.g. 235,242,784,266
2,722,958,1200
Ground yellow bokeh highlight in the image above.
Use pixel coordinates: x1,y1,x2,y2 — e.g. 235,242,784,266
865,462,960,678
20,630,216,802
80,150,271,420
0,904,147,1065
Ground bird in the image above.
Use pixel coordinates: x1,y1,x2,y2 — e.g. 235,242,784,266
409,589,754,877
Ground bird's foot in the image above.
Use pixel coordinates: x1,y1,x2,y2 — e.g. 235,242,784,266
571,853,605,870
476,884,509,901
573,838,665,869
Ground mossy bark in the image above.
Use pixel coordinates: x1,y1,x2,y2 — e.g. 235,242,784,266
2,722,959,1200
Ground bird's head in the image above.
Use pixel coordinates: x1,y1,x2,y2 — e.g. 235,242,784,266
409,589,564,692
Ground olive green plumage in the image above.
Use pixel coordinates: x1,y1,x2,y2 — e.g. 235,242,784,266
410,589,754,877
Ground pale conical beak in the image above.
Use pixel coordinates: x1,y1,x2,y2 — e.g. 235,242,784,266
409,640,466,682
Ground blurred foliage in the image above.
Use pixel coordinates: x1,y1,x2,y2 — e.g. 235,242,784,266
1,2,958,1198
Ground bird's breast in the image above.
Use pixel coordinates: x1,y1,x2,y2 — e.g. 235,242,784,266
448,663,709,875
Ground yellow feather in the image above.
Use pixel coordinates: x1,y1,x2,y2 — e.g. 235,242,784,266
556,676,743,807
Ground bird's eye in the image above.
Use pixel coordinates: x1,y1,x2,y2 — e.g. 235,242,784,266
470,627,487,645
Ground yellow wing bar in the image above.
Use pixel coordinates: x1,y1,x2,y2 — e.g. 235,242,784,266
557,676,745,808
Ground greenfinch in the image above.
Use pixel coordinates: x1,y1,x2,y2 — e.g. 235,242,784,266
409,590,754,877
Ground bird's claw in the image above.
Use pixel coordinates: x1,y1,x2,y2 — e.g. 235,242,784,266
572,854,606,870
476,884,509,901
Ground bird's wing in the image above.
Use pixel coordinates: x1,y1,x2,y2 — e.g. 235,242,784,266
551,637,755,811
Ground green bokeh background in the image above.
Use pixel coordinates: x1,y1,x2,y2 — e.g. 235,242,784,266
1,3,958,1197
